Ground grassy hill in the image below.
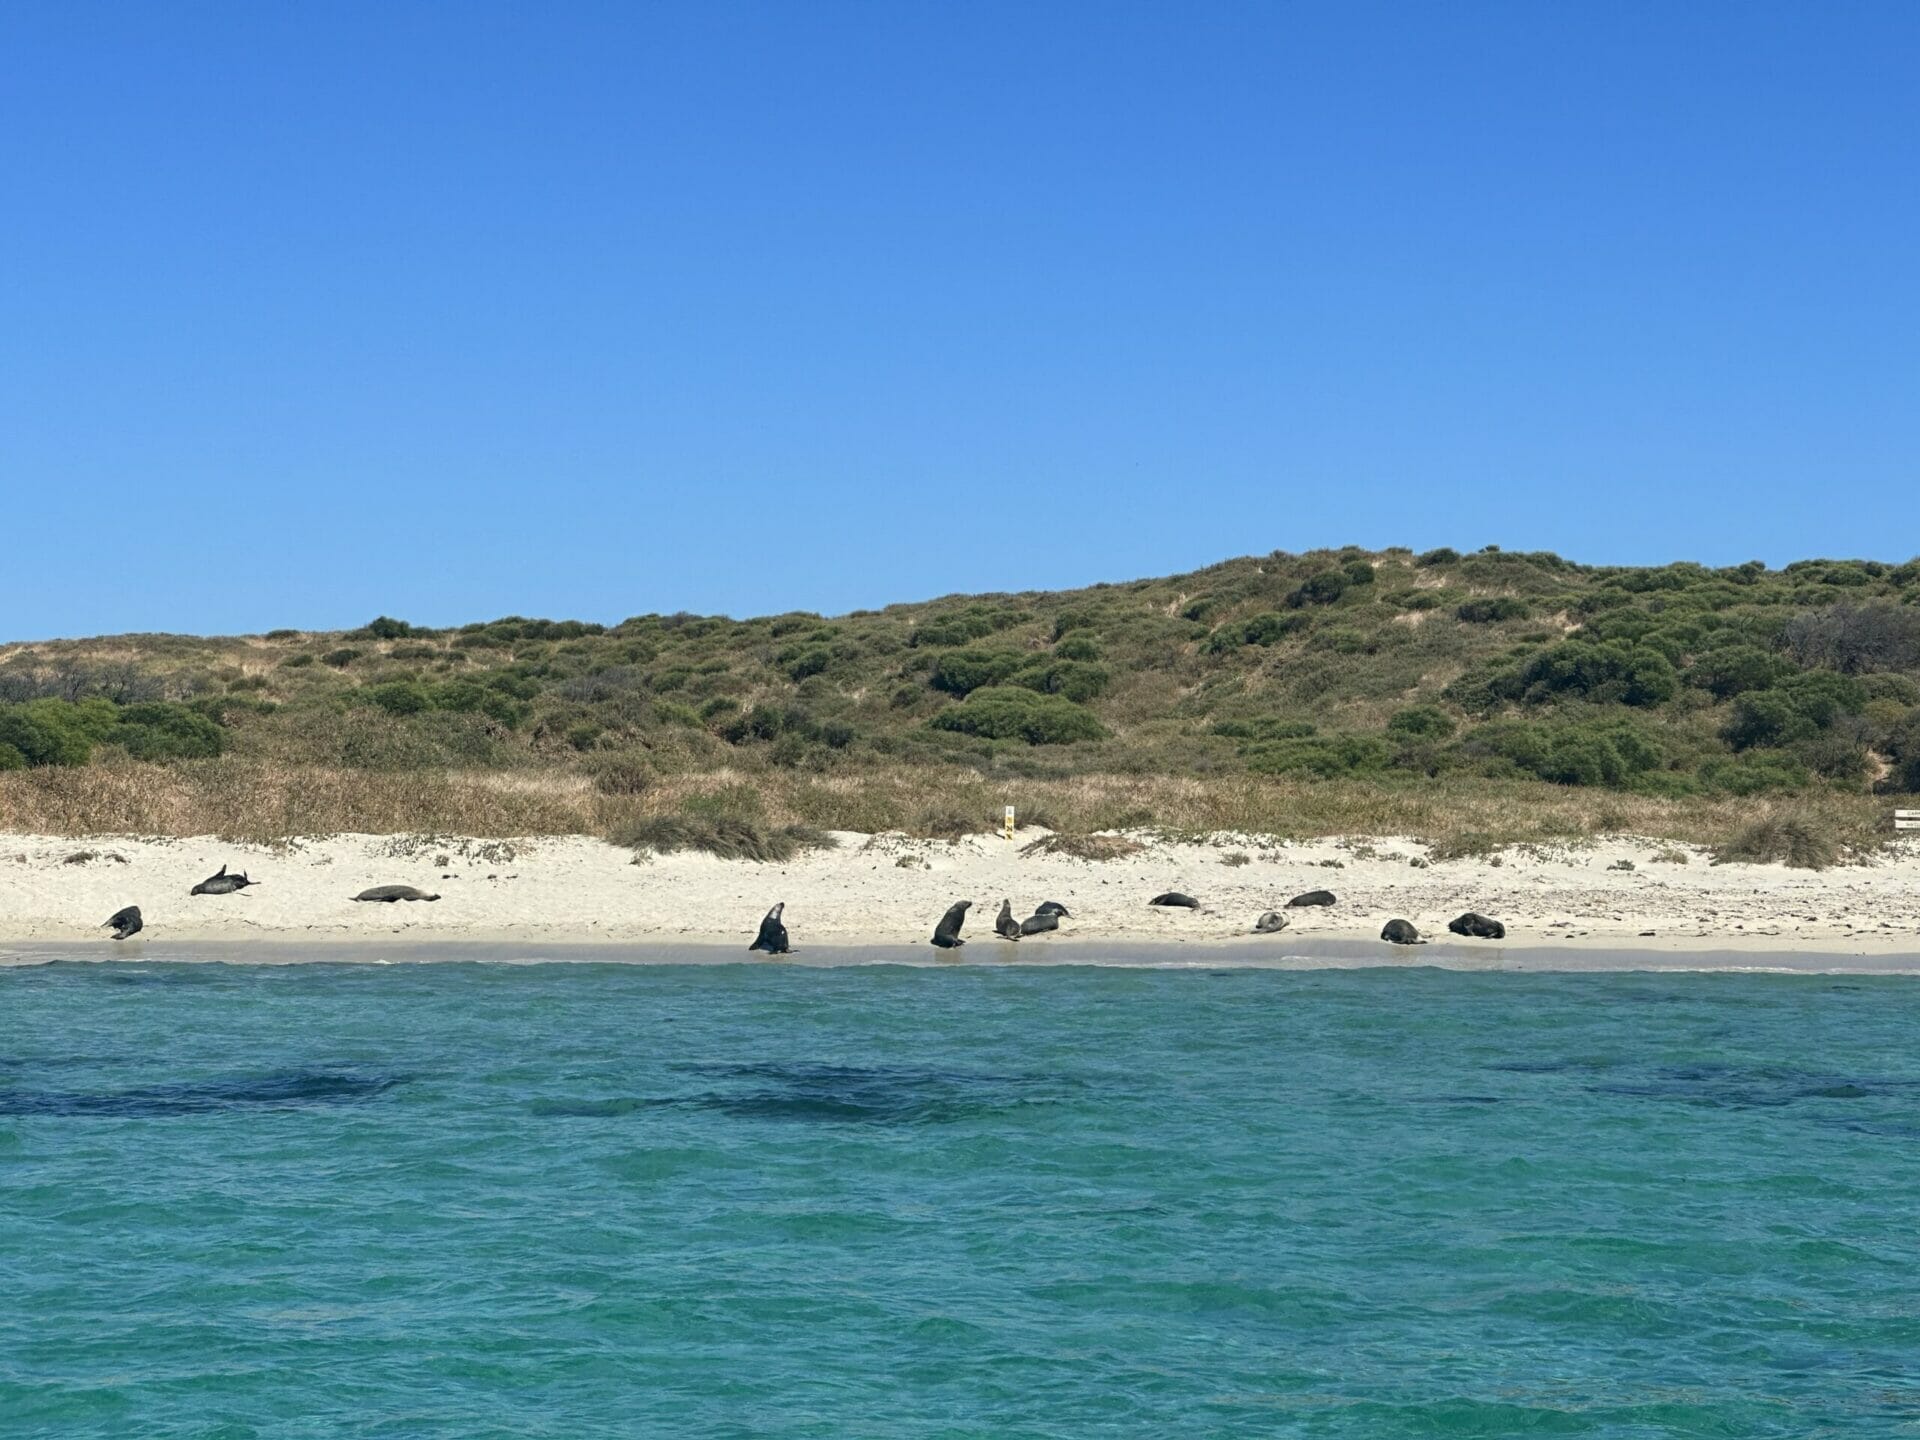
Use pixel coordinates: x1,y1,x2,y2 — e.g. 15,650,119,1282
4,545,1919,854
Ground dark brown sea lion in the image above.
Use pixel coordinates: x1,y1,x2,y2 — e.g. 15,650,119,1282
749,902,790,954
1253,911,1288,934
1149,893,1200,909
104,905,143,940
1381,918,1424,945
1448,912,1506,940
931,900,972,948
994,900,1022,941
1286,890,1337,908
1019,912,1060,935
353,885,441,903
191,865,257,896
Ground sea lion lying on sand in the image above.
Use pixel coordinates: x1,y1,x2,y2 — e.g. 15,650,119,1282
191,865,257,896
1253,911,1288,934
353,885,440,903
1149,893,1200,909
1286,890,1336,908
749,902,790,954
1019,912,1060,936
931,900,972,948
1381,919,1424,945
1034,902,1071,918
104,905,143,940
1448,912,1506,940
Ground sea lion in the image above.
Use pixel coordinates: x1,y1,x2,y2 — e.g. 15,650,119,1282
1448,912,1506,940
1019,912,1059,935
1034,902,1071,918
931,900,972,948
749,902,790,955
1253,911,1288,934
1381,918,1424,945
1149,893,1200,909
103,905,143,940
1286,890,1337,908
994,900,1022,941
190,864,257,896
352,885,441,903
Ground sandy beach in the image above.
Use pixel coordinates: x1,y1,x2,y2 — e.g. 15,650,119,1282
3,827,1917,969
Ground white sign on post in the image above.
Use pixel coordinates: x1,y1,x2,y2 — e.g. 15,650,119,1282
1896,810,1920,832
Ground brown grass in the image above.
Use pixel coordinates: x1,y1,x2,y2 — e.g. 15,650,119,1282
0,757,1898,856
1020,832,1147,862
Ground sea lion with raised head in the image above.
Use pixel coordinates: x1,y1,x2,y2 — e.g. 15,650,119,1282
931,900,972,948
103,905,143,940
1448,912,1506,940
994,900,1022,941
1286,890,1336,908
1253,911,1288,934
1381,918,1424,945
191,865,257,896
749,902,790,954
1019,912,1059,935
1034,902,1071,918
353,885,441,903
1149,893,1200,909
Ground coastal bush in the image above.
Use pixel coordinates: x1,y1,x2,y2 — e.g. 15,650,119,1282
1286,571,1349,608
1243,734,1390,778
1416,547,1460,567
1054,635,1101,662
1456,597,1529,624
929,687,1106,744
1687,644,1794,699
1386,705,1456,741
1011,659,1111,704
929,649,1024,697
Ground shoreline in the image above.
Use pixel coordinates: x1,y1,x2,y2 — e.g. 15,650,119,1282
7,936,1920,973
2,827,1916,970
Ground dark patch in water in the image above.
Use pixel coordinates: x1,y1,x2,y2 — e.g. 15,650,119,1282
538,1061,1066,1126
0,1070,405,1118
1588,1063,1920,1110
1486,1059,1616,1075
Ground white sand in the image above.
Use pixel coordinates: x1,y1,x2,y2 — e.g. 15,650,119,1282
2,828,1918,969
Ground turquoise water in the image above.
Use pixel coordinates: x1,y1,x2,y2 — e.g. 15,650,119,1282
5,963,1920,1437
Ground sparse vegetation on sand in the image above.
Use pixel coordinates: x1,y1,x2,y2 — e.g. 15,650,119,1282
3,546,1920,849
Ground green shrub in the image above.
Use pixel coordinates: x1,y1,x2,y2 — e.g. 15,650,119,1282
929,649,1024,697
1700,750,1810,795
609,815,835,862
113,702,225,760
1213,717,1316,741
1244,735,1390,778
930,687,1107,744
357,616,418,640
1456,597,1530,624
1386,705,1457,740
1712,814,1839,868
279,653,315,669
0,742,24,771
783,647,833,681
1287,571,1349,608
322,648,362,668
1417,547,1460,567
1342,560,1376,587
360,681,433,716
1687,644,1793,699
1011,659,1111,704
1054,635,1101,662
1509,640,1679,708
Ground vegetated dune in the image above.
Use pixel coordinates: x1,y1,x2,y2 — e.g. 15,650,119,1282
1,546,1918,850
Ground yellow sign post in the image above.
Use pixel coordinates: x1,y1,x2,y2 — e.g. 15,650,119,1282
1004,805,1016,841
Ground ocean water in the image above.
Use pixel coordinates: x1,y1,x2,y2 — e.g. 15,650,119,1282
4,962,1920,1438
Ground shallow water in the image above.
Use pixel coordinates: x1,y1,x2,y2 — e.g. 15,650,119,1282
4,961,1920,1437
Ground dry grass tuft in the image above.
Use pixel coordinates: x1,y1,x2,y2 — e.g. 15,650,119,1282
1021,832,1146,862
1712,814,1842,870
609,815,836,863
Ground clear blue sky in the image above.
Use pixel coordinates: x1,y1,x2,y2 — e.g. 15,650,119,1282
4,1,1916,640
